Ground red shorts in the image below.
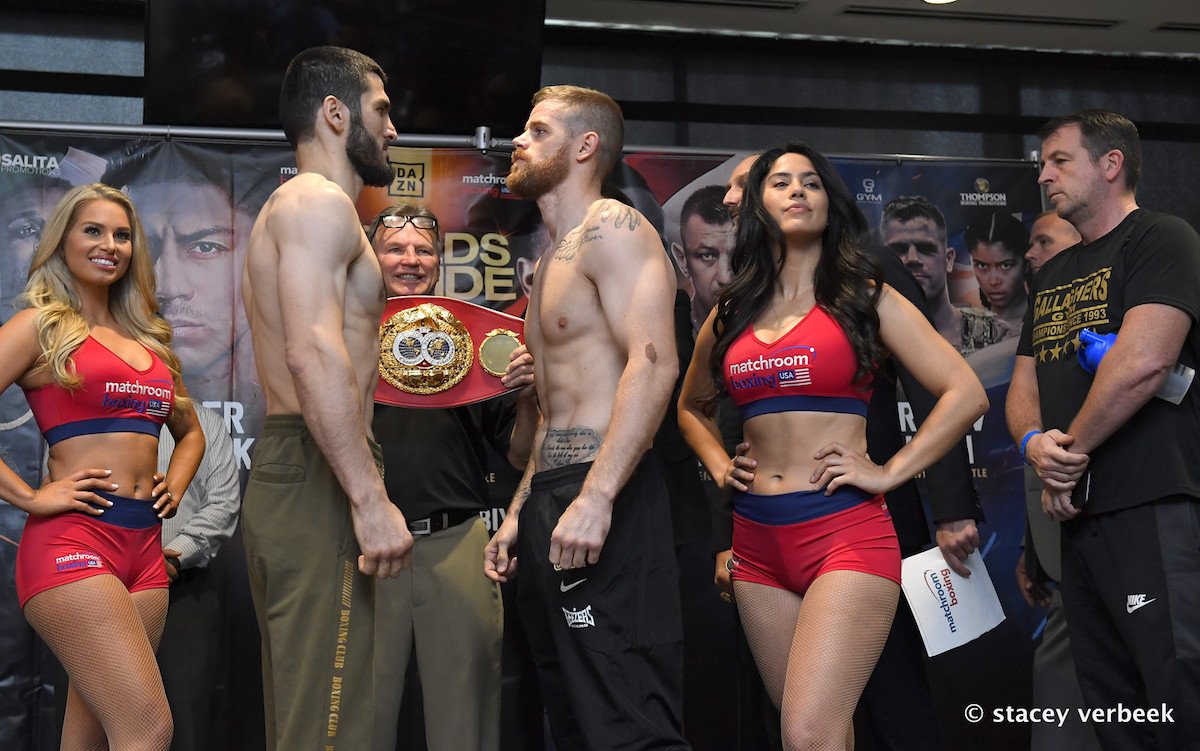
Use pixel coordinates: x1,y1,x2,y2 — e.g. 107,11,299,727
15,490,166,608
731,486,901,595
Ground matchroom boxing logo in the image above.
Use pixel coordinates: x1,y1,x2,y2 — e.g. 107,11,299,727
55,552,103,572
923,567,960,634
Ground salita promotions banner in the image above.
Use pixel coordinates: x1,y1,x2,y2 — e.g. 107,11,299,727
0,127,1041,749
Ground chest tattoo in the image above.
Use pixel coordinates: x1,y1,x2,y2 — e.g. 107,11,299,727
554,224,602,262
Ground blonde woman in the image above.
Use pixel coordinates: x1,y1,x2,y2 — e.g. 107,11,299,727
679,145,986,749
0,183,202,750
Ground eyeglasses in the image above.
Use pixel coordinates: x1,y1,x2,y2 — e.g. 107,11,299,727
380,214,437,231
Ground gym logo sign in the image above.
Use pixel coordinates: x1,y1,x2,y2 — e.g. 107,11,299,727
387,147,432,198
856,177,882,204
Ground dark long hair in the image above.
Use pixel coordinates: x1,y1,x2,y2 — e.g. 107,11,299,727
705,143,884,409
964,210,1029,308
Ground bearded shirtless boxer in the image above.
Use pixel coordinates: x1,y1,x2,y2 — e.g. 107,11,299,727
241,46,413,751
484,85,689,750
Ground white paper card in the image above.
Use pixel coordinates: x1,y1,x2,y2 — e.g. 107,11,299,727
901,548,1005,657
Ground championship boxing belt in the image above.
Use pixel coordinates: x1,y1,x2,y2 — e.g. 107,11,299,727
375,296,525,409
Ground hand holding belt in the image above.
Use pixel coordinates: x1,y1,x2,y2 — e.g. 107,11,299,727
375,295,525,409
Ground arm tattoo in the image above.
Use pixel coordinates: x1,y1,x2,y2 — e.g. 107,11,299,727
508,460,536,514
514,483,532,506
540,427,603,469
553,224,602,262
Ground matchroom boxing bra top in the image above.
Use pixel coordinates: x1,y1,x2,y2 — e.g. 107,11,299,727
23,335,175,446
723,305,872,420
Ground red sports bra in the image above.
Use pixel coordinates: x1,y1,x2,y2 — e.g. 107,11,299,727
23,335,175,446
723,305,872,419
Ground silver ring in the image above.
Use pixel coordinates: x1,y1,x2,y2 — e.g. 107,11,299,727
164,491,173,500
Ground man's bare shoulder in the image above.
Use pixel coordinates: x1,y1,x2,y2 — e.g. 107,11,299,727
552,197,667,265
257,174,362,265
582,198,670,272
264,174,357,226
591,198,650,234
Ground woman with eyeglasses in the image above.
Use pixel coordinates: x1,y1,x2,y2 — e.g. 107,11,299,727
0,183,203,750
678,144,986,748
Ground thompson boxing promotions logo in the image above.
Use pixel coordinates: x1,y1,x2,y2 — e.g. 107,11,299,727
959,177,1007,207
726,345,815,392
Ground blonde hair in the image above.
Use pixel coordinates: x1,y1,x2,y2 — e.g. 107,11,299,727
532,85,624,181
20,183,190,409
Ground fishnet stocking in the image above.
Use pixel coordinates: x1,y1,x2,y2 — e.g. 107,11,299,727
24,575,172,751
735,571,898,750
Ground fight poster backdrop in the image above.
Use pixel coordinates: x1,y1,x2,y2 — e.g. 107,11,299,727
0,127,1042,750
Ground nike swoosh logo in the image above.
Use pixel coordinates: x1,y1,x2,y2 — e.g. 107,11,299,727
1127,598,1157,613
560,578,587,593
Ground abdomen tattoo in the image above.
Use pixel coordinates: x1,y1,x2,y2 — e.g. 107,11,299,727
540,427,602,468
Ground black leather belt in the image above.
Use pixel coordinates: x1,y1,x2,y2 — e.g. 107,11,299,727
407,509,481,535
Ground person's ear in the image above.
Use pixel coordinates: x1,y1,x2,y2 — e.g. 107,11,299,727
670,242,689,278
1101,149,1125,186
320,95,349,135
575,131,600,166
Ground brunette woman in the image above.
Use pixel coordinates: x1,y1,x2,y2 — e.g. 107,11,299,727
679,145,986,749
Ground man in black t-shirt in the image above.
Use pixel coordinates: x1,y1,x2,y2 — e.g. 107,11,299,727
1007,110,1200,750
367,203,537,751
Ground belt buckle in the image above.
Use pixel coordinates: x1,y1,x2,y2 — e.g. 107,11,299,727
410,518,432,535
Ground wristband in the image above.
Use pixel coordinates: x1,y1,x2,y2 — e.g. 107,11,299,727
1019,430,1042,464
